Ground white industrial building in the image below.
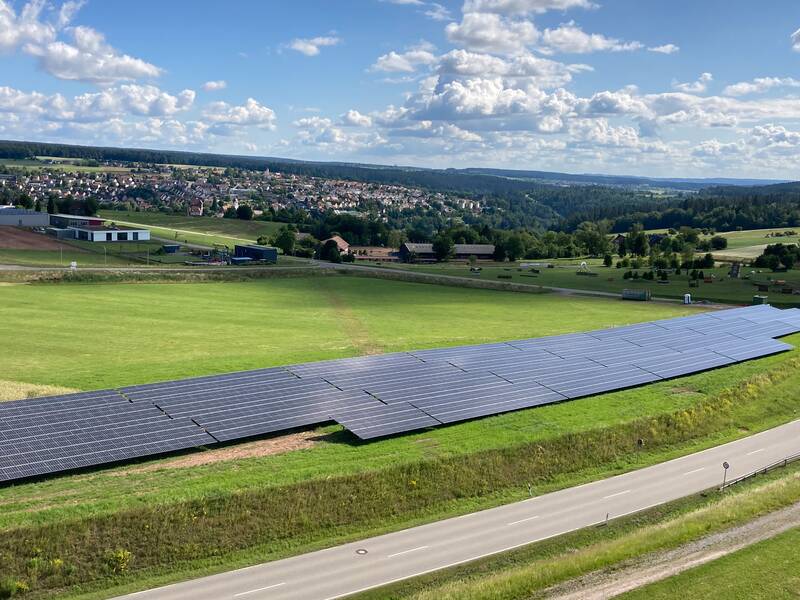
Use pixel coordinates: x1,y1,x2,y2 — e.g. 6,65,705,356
48,214,150,242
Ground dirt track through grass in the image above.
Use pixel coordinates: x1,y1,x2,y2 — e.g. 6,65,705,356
548,502,800,600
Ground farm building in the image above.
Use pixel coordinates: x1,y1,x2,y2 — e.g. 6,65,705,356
322,235,350,253
0,206,50,227
234,244,278,263
399,242,495,262
48,214,150,242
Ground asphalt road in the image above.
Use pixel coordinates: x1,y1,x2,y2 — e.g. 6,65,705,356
117,419,800,600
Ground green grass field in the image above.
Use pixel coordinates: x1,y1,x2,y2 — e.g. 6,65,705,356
2,275,800,599
98,210,284,248
0,276,697,390
0,159,131,173
622,526,800,600
383,262,800,305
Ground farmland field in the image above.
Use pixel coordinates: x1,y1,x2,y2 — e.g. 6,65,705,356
98,210,284,248
2,276,800,600
382,261,800,305
0,276,698,390
0,158,131,173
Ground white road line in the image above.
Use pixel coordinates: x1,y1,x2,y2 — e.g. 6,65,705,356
507,515,540,526
233,583,286,597
747,448,765,455
603,489,631,500
387,546,429,559
684,467,706,475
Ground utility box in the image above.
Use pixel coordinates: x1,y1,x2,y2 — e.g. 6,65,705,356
622,289,651,301
753,295,768,305
683,293,692,305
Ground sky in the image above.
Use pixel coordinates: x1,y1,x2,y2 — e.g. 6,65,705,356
1,0,800,178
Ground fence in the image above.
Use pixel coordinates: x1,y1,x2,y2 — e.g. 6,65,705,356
720,451,800,490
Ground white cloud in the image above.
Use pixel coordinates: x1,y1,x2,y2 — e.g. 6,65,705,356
288,36,341,57
648,43,679,54
424,3,452,20
462,0,595,14
202,80,227,92
446,12,539,54
0,84,194,121
0,0,56,53
672,72,712,93
24,25,162,84
723,76,800,96
340,109,373,127
540,21,643,54
203,98,277,133
372,44,437,72
791,28,800,51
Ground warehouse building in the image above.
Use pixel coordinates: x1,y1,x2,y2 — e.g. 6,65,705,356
234,244,278,263
48,214,151,242
399,242,495,262
0,206,50,227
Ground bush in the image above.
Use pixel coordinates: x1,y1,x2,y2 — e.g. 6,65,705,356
104,549,133,575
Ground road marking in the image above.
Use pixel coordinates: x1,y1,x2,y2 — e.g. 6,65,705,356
747,448,765,456
603,489,631,500
233,583,286,597
684,467,706,475
507,515,540,526
387,546,429,559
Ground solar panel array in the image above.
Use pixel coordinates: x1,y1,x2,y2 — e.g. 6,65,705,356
2,305,800,482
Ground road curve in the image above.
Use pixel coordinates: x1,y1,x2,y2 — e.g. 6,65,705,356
116,419,800,600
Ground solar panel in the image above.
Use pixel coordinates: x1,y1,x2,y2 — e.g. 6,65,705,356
2,305,799,482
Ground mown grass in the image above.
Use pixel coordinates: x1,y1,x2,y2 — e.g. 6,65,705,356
621,525,800,600
0,276,696,390
354,463,800,600
97,210,283,248
1,348,799,599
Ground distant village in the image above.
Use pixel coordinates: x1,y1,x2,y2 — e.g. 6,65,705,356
0,162,482,223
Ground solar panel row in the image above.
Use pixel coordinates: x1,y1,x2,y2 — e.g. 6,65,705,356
2,305,799,482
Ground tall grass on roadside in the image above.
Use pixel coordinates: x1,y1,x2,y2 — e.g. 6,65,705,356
0,357,798,598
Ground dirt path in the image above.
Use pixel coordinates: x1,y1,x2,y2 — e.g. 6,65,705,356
545,502,800,600
318,278,385,355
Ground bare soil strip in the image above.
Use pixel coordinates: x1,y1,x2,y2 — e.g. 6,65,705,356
0,226,66,250
545,502,800,600
114,431,321,474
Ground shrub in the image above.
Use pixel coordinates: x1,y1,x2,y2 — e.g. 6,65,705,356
104,549,133,575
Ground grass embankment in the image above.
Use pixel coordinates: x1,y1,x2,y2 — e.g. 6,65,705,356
621,525,800,600
383,262,800,305
354,464,800,600
2,344,799,599
97,210,283,248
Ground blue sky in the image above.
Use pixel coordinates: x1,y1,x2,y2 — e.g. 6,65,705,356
2,0,800,178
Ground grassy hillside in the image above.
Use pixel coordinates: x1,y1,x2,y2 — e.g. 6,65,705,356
98,210,283,248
